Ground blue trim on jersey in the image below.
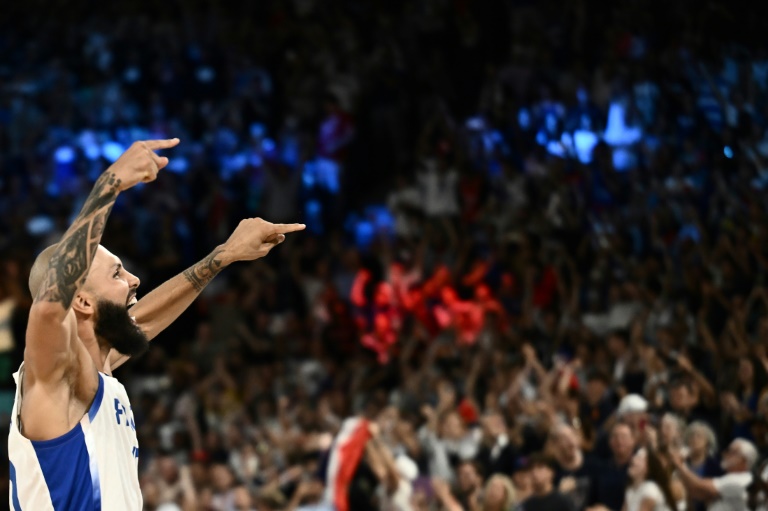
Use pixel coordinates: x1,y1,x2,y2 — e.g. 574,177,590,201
83,427,102,511
88,374,105,422
32,424,100,511
9,461,21,511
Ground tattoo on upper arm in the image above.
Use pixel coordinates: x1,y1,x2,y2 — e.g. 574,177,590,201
34,172,120,309
183,248,224,292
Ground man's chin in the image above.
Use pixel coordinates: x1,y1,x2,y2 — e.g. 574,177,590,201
94,299,150,358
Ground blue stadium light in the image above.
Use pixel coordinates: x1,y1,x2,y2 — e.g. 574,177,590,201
102,142,125,163
724,146,733,158
83,143,101,161
26,215,55,236
166,156,189,174
573,130,599,164
54,146,76,165
250,122,266,138
354,220,375,248
466,116,485,130
261,138,276,153
78,130,102,160
518,108,531,129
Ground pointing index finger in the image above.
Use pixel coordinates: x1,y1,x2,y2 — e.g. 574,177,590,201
273,223,306,234
144,138,180,150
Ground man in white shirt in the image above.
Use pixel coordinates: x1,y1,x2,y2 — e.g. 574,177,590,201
672,438,758,511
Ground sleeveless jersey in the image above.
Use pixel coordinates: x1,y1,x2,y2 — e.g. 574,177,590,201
8,364,142,510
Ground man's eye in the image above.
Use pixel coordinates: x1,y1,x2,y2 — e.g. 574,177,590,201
114,271,121,278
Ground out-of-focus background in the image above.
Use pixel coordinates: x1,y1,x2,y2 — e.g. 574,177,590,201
1,0,768,510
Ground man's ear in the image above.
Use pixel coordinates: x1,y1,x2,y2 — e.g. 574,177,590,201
72,291,95,316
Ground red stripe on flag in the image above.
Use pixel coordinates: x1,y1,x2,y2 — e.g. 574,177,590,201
333,419,372,511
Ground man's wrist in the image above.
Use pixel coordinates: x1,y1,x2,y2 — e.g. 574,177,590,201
215,245,239,267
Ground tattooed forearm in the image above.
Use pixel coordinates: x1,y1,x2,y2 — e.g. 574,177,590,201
80,172,121,217
182,248,225,292
34,172,121,309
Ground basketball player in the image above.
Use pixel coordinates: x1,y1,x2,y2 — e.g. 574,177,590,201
7,139,305,510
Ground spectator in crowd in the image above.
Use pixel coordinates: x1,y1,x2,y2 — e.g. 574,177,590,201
476,412,518,479
520,453,576,511
550,423,603,511
672,438,759,511
624,448,678,511
589,422,635,510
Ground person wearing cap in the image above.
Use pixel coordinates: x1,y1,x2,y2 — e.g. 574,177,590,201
519,452,576,511
618,394,651,436
671,437,758,511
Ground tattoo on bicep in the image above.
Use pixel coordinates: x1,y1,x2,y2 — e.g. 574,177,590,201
183,248,225,292
34,172,120,309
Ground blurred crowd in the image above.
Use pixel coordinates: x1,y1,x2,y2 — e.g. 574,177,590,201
2,0,768,510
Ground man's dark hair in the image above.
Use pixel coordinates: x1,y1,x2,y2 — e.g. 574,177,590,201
526,452,556,471
609,329,630,345
458,459,484,478
586,369,611,385
669,376,695,393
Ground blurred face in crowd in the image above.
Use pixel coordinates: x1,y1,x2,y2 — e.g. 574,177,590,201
669,383,696,413
686,427,711,457
622,411,647,438
610,424,635,465
739,358,754,388
721,441,748,473
190,461,209,488
530,463,554,494
628,448,648,483
233,486,253,510
158,455,179,483
142,480,160,508
552,425,582,466
660,414,683,449
457,462,482,493
512,467,532,495
607,334,627,357
586,377,608,405
211,464,235,492
441,411,465,440
482,413,506,442
485,475,512,509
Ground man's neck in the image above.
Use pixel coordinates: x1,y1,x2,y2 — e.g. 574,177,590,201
533,483,553,497
77,322,111,373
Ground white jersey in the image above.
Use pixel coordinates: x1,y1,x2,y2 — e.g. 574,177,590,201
8,364,142,510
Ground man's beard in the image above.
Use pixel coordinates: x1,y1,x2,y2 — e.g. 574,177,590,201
94,300,149,357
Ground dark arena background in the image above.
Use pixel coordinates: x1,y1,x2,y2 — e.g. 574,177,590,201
1,0,768,510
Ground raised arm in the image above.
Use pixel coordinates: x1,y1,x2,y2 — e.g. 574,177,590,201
670,453,720,502
26,139,178,379
107,217,305,371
